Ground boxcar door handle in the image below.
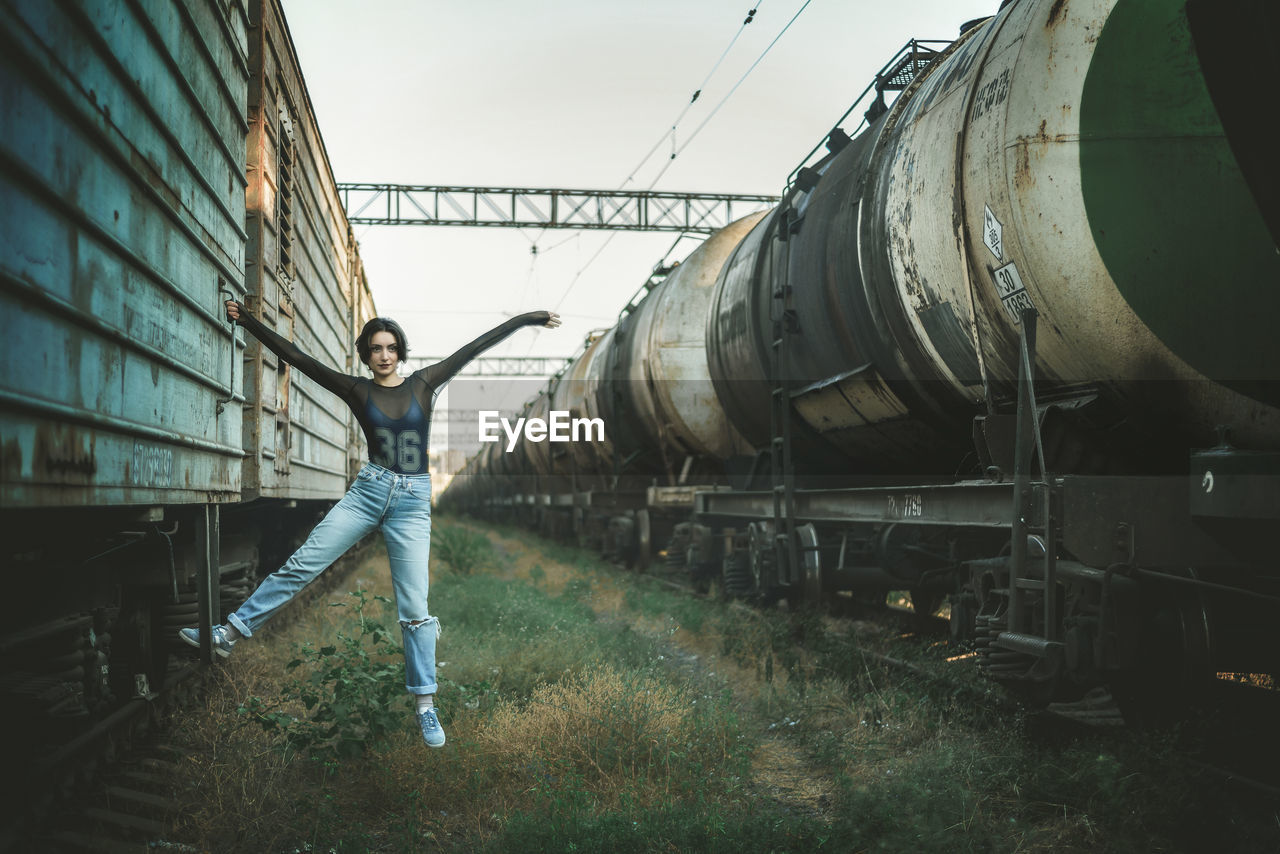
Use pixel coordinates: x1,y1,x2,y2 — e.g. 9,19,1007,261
217,285,238,414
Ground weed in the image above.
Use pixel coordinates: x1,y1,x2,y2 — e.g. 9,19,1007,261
238,590,406,762
560,575,595,602
433,570,683,706
431,521,494,575
622,583,708,634
462,663,750,830
493,795,830,853
169,521,1280,853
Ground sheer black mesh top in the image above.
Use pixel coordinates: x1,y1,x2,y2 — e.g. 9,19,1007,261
236,306,548,475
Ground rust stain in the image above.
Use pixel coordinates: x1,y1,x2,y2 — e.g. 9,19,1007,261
1014,143,1034,193
35,424,98,479
1,436,24,481
1047,0,1067,28
1012,122,1073,195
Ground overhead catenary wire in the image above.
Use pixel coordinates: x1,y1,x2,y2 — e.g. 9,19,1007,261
621,3,765,189
542,231,583,254
654,0,816,182
551,232,624,313
531,3,764,277
549,0,812,314
515,242,540,317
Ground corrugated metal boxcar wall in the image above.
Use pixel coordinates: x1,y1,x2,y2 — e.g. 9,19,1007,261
348,247,378,474
0,0,252,508
242,0,371,501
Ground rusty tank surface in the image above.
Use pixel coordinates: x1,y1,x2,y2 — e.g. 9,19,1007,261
707,0,1280,478
616,213,761,467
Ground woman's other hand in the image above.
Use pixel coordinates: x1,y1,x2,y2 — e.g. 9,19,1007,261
542,312,561,329
225,300,242,323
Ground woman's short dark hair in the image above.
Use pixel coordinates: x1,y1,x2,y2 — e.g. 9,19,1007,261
356,317,410,365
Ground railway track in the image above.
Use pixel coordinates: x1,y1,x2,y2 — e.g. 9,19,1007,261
0,656,195,853
5,539,377,853
864,610,1280,808
38,740,195,854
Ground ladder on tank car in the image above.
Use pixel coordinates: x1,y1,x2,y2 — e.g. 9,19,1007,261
766,38,949,603
1005,309,1061,650
769,197,801,596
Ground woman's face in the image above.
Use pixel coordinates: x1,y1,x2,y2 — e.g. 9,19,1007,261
367,330,401,381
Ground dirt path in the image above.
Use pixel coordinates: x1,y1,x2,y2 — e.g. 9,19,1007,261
467,521,838,821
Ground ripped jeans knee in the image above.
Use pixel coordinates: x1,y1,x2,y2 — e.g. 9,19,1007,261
401,614,441,640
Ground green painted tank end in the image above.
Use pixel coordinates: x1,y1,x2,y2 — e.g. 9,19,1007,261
1080,0,1280,398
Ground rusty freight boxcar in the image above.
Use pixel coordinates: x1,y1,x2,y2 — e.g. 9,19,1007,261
0,0,376,843
240,0,377,500
1,0,252,508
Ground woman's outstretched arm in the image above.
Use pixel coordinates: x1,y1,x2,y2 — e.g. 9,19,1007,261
226,300,358,398
418,311,561,389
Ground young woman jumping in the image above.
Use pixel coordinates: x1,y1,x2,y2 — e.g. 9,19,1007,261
180,300,560,747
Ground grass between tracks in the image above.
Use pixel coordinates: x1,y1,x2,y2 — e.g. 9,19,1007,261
169,518,1274,853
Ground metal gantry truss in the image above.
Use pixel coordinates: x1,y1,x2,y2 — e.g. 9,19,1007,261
338,184,779,234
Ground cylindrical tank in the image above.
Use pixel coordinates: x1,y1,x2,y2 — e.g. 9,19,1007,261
520,386,556,478
548,331,613,481
706,208,785,453
708,0,1280,477
580,327,619,475
894,0,1280,454
610,214,763,473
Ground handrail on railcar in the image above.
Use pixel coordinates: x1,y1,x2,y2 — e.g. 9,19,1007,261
784,38,952,192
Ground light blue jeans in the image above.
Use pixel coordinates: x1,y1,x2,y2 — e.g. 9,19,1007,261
227,462,438,695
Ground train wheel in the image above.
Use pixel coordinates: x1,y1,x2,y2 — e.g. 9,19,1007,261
908,589,943,616
797,524,823,606
634,509,651,572
746,522,777,601
1114,586,1212,727
949,587,979,643
909,589,945,629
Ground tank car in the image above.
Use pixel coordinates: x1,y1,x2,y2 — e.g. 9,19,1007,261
0,0,375,837
444,0,1280,714
448,213,767,566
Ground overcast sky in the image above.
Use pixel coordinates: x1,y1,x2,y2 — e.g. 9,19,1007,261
283,0,997,440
